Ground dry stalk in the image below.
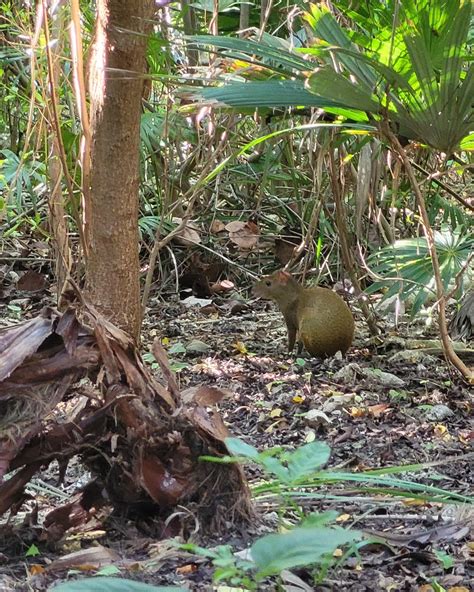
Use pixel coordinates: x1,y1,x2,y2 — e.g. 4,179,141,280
141,133,231,311
328,149,379,337
42,4,73,306
69,0,92,258
42,1,86,253
380,122,473,383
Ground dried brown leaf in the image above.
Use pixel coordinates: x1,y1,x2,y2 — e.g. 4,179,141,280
225,220,259,250
189,406,229,442
209,219,226,234
17,270,47,292
173,220,201,246
46,546,120,572
181,385,232,406
140,454,188,507
0,310,56,381
151,339,180,402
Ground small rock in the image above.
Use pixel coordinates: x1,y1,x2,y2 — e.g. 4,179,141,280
361,368,406,388
389,350,437,365
321,393,356,413
333,363,361,384
303,409,331,427
334,364,405,388
426,404,454,421
186,340,211,353
182,296,213,307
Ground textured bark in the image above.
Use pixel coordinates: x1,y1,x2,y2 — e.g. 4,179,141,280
86,0,154,340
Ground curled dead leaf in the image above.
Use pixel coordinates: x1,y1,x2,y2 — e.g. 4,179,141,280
225,220,259,250
336,514,351,523
173,219,201,246
189,406,229,441
46,545,120,572
209,219,226,234
368,403,391,418
434,424,452,440
17,270,47,292
349,406,367,418
176,563,198,575
140,454,188,507
181,385,232,406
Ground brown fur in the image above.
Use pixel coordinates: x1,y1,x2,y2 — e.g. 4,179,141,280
253,271,354,358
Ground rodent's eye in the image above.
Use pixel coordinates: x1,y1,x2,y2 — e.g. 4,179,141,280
265,281,271,287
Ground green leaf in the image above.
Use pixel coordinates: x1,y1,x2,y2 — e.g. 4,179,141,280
305,5,377,89
459,132,474,150
367,230,473,315
169,361,189,373
50,577,187,592
260,455,290,483
284,441,331,482
95,565,121,576
186,340,211,353
300,511,340,527
187,34,311,74
190,0,241,11
307,67,380,112
168,342,187,355
433,549,455,570
225,437,260,460
192,79,346,109
251,526,361,576
25,544,40,557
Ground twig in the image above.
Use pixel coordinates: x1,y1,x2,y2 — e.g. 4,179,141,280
411,161,474,213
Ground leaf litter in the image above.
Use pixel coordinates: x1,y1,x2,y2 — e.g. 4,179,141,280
0,285,472,591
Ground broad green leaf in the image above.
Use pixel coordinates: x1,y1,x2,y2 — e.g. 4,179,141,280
305,4,377,89
225,437,260,460
307,67,380,112
168,342,186,355
284,441,331,482
191,80,346,109
25,544,40,557
260,456,290,482
50,577,187,592
187,35,311,73
251,526,361,576
300,511,339,527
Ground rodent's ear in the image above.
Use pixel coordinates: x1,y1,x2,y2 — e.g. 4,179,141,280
276,271,291,284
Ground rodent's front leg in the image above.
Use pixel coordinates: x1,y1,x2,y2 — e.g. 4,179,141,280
287,325,297,353
296,339,304,355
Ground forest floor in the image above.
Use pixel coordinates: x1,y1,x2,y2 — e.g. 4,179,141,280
0,279,473,592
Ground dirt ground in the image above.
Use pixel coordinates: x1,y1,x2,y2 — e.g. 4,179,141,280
0,283,473,591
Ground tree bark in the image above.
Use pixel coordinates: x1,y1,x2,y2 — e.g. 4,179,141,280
86,0,154,340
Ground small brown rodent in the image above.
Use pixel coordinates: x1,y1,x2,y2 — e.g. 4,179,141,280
253,270,354,358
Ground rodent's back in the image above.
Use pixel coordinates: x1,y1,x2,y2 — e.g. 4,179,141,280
298,287,354,357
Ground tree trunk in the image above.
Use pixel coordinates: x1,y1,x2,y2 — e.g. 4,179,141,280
85,0,153,340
